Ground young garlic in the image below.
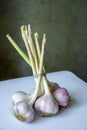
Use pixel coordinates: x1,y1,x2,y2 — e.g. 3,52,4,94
6,24,71,123
35,77,59,116
53,88,70,108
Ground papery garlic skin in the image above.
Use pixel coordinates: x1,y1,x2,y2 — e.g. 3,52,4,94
49,82,60,93
53,88,70,108
11,101,34,122
12,91,28,104
35,95,59,116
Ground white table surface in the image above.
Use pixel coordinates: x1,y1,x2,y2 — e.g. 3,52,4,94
0,70,87,130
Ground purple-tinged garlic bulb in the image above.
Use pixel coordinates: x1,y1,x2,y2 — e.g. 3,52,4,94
53,88,70,108
35,94,59,116
11,101,34,122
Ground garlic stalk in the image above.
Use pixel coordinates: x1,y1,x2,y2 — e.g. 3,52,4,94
29,34,46,105
6,34,31,66
27,25,39,73
34,32,46,94
21,25,37,75
34,32,41,62
27,26,45,95
34,32,46,74
21,25,44,96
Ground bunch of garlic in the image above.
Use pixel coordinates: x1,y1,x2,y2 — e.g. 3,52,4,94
6,25,70,123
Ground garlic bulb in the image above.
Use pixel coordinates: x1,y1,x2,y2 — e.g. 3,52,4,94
11,101,34,122
34,76,59,116
35,94,59,116
53,88,70,108
12,91,28,104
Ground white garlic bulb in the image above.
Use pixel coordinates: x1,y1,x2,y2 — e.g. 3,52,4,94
12,91,28,104
35,94,59,116
11,101,34,122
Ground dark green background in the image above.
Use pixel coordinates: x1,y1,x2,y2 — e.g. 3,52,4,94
0,0,87,81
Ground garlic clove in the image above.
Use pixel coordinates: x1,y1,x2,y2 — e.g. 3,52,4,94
35,95,59,116
12,91,28,104
53,88,70,108
11,101,34,122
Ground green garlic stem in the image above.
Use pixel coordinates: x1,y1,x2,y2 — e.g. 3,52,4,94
34,33,51,96
21,25,42,93
21,25,37,75
21,25,43,97
34,32,41,61
28,25,39,73
27,27,44,94
6,34,31,66
34,32,46,74
21,26,44,99
34,32,46,93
